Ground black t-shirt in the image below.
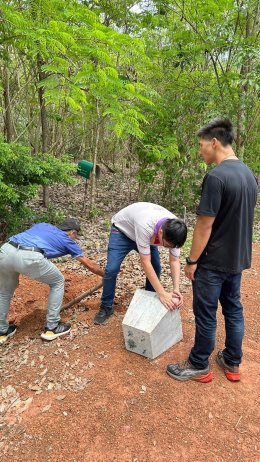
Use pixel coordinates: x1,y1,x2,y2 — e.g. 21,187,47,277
197,160,258,273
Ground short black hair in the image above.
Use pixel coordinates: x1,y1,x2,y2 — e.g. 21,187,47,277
162,219,187,248
197,118,235,146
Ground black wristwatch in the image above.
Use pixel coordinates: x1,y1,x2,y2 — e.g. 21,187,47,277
186,257,198,265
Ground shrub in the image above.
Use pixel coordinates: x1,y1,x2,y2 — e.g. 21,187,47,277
0,139,75,239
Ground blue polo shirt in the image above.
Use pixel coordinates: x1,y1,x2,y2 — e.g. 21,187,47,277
9,223,84,259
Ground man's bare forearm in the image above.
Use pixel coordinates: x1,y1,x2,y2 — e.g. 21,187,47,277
76,256,104,277
189,216,215,261
170,257,180,291
140,258,164,295
140,254,179,310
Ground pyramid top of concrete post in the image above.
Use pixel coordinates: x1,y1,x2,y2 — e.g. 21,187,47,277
123,289,170,334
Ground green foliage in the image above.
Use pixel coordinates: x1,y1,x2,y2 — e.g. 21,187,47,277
253,205,260,243
0,0,154,154
0,0,259,216
136,134,207,212
0,139,75,238
88,205,101,219
132,0,260,208
33,204,66,226
102,219,112,231
7,2,149,130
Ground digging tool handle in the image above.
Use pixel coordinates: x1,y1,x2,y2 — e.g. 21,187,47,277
61,280,103,311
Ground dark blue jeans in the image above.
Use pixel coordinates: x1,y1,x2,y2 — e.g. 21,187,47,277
189,267,244,369
101,226,161,308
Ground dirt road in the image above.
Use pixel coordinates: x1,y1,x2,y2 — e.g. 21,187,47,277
0,245,259,462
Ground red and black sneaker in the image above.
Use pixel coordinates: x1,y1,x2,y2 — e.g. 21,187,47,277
166,359,213,383
216,350,241,381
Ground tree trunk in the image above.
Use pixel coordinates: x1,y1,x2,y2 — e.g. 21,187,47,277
237,3,259,159
2,61,14,143
37,54,49,206
90,99,101,211
20,56,36,152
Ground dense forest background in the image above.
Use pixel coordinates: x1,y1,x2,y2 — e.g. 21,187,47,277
0,0,259,235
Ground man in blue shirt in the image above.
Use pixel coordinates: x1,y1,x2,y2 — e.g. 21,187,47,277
0,218,104,343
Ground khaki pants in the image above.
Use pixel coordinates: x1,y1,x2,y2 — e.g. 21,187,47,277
0,243,64,332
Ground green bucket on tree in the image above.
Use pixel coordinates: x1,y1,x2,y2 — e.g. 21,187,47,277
77,160,94,179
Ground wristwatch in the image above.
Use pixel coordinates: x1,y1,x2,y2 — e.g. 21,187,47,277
186,257,198,265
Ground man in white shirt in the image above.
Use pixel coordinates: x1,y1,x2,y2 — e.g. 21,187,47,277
94,203,187,324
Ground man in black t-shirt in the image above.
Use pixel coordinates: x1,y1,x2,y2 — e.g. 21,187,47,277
166,119,258,383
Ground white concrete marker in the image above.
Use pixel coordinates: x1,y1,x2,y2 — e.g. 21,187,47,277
122,289,183,359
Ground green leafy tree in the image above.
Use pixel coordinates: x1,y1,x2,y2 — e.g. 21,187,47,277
0,138,75,238
1,0,154,213
133,0,260,207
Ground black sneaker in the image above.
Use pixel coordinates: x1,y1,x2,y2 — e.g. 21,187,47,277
94,306,113,325
216,350,240,381
41,322,71,341
0,325,17,344
166,359,213,383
